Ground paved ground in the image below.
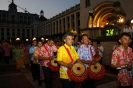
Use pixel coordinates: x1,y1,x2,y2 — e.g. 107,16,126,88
0,59,120,88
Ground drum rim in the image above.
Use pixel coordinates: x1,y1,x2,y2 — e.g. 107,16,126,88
89,63,102,74
50,58,58,67
71,63,86,76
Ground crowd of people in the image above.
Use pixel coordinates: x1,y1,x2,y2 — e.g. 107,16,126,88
0,31,133,88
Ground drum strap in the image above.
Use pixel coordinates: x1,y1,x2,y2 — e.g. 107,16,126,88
90,47,94,60
44,45,51,57
64,45,74,63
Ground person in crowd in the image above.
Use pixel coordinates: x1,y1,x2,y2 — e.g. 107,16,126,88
20,43,26,68
29,40,38,81
97,41,104,64
112,40,120,52
123,23,133,37
0,43,3,60
34,41,43,86
77,34,96,88
111,32,133,88
72,40,79,51
24,43,30,64
12,44,21,70
55,41,61,49
57,32,82,88
3,43,10,64
38,38,57,88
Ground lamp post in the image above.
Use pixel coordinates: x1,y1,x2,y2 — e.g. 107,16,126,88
89,10,94,39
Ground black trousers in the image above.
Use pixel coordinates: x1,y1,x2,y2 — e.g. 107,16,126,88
36,64,42,84
60,79,75,88
81,77,95,88
4,56,10,64
30,61,38,80
42,66,53,88
99,57,103,64
0,53,2,60
120,85,132,88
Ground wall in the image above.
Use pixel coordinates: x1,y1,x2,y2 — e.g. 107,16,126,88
93,41,115,65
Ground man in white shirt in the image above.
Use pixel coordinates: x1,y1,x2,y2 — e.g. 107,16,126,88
123,23,133,37
97,42,104,64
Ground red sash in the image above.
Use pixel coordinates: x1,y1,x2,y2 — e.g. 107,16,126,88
64,45,74,63
44,45,51,57
90,46,94,60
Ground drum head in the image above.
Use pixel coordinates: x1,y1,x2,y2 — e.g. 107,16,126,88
72,63,86,76
51,58,58,67
90,63,102,74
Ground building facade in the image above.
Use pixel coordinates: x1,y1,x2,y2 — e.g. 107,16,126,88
35,0,133,40
36,4,80,40
33,0,133,65
0,0,39,41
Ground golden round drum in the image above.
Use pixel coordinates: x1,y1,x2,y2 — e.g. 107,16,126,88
48,58,59,72
72,63,86,76
87,63,105,80
67,63,87,82
50,58,58,67
89,63,102,74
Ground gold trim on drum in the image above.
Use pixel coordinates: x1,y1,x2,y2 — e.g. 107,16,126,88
89,63,102,74
72,63,86,76
50,58,58,67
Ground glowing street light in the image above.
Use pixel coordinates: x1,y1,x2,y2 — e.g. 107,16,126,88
46,38,48,41
41,37,44,40
26,39,29,41
16,38,20,41
131,19,133,23
33,37,36,40
131,19,133,29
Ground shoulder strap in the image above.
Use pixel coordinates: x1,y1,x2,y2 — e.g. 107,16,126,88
44,45,51,57
64,45,74,63
90,46,94,60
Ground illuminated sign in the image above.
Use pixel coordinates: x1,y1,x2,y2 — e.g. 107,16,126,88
106,29,115,36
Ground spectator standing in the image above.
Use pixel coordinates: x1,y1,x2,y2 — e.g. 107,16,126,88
97,42,104,64
33,41,43,86
123,23,133,37
29,40,38,81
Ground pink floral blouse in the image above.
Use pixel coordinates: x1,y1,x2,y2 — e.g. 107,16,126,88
39,43,57,67
111,45,133,86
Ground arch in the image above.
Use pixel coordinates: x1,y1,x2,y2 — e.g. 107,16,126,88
88,1,124,28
